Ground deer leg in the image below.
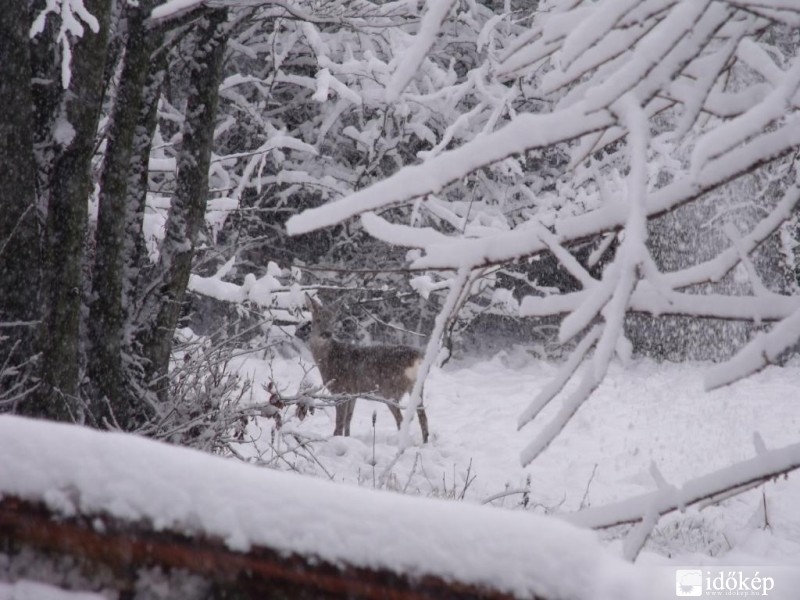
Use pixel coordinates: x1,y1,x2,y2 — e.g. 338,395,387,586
333,407,343,436
341,398,354,436
417,404,429,444
334,400,348,437
391,395,429,444
387,402,403,430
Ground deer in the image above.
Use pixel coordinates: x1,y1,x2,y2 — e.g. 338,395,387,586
303,295,429,443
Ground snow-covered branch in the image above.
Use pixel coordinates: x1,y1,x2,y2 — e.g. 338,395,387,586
30,0,101,88
565,438,800,531
284,0,800,467
705,304,800,390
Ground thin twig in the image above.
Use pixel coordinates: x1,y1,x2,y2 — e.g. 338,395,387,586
579,464,598,510
481,488,530,505
458,458,476,500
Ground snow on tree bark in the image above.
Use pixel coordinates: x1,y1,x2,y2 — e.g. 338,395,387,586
136,9,229,400
88,2,163,429
33,0,113,421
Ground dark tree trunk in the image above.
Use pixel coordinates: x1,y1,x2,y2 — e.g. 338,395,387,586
125,61,165,298
137,10,229,399
34,0,113,421
88,3,162,429
118,54,168,409
0,0,40,404
29,1,63,204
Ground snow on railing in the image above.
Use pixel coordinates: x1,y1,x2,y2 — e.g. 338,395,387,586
0,416,645,600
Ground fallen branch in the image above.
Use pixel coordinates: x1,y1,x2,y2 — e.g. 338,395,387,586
563,439,800,531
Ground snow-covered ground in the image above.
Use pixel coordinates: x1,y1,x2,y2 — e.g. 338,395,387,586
233,344,800,565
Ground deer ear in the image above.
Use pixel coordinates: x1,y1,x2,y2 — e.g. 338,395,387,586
305,293,321,313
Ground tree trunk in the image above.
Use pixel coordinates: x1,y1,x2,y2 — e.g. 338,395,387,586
137,10,229,399
0,0,40,405
125,61,166,301
88,3,162,429
34,0,113,421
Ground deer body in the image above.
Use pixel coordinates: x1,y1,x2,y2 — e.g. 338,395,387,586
306,298,429,443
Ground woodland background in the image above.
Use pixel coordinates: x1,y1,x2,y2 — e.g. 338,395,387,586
1,0,800,597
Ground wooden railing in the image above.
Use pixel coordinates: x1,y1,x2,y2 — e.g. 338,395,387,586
0,496,521,599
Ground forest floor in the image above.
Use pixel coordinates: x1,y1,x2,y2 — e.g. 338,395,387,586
230,343,800,567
